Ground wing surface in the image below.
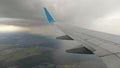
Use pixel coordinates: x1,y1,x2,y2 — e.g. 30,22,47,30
43,7,120,68
58,25,120,68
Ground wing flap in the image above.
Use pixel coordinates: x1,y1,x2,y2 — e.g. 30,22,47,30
66,46,93,54
56,35,74,40
101,53,120,68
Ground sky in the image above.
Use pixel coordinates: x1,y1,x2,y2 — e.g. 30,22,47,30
44,0,120,35
0,0,120,35
0,1,119,67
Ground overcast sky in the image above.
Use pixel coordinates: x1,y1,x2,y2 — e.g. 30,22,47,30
0,0,120,35
0,1,119,67
44,0,120,35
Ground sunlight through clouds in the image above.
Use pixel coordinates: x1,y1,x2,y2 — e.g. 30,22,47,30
0,25,28,32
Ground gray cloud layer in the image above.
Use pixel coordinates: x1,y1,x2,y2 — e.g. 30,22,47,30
44,0,120,35
0,0,120,35
0,0,44,20
0,0,48,26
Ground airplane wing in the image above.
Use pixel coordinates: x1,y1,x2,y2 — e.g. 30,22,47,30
43,7,120,68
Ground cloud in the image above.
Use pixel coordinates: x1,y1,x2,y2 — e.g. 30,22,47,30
0,25,28,32
0,0,48,26
0,18,48,26
0,0,120,22
43,0,120,35
0,0,44,20
45,0,120,24
0,0,120,34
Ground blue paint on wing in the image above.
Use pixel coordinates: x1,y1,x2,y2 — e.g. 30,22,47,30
43,7,55,24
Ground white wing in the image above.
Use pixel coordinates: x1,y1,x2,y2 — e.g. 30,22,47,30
43,7,120,68
57,24,120,68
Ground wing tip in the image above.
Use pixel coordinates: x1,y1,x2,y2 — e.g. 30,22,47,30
43,7,55,24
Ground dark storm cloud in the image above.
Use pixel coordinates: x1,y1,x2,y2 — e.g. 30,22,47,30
0,0,120,29
0,0,45,20
0,0,49,26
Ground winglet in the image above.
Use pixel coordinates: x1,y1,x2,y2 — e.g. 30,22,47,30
43,7,55,24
